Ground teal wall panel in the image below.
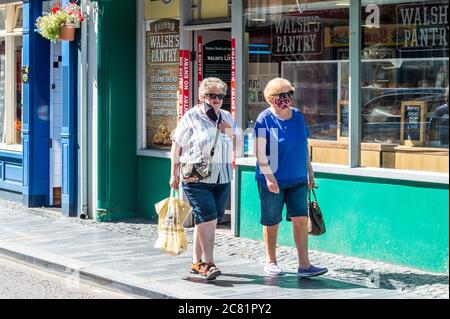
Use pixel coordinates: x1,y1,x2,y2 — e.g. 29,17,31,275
138,156,171,220
238,166,449,273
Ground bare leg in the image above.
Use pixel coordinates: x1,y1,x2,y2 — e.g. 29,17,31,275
292,216,311,268
196,219,217,264
263,224,279,264
192,226,203,264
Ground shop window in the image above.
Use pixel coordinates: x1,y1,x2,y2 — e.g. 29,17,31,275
0,39,5,143
360,0,448,173
14,35,21,144
14,5,22,30
192,0,230,20
0,3,23,150
244,0,349,164
0,8,6,32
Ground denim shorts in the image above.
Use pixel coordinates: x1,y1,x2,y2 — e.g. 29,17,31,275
257,181,308,226
182,182,231,225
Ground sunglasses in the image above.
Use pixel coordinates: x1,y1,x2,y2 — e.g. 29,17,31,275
273,91,294,99
205,93,226,100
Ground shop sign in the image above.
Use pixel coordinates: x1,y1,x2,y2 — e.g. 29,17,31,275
271,15,323,56
146,19,180,150
396,2,449,52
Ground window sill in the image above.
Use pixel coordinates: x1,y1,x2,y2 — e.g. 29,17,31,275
137,148,171,158
0,143,23,153
235,157,449,185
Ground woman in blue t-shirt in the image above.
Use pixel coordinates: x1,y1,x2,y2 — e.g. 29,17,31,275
254,77,328,278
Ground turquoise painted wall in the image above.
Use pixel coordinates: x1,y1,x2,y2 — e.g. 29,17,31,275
238,166,449,273
138,156,171,220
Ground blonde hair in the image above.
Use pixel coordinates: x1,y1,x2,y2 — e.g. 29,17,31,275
198,77,227,99
264,78,295,101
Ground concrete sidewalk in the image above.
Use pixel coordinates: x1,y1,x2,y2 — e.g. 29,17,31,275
0,200,447,299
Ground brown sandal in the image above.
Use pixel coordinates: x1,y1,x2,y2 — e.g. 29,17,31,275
202,263,222,280
190,261,205,274
191,261,221,280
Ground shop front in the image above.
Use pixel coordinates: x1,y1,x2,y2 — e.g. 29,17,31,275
97,0,448,273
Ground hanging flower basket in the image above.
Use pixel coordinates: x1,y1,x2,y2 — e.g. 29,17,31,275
59,24,75,41
35,2,85,43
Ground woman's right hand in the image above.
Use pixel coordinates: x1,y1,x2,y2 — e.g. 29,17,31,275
169,174,180,189
266,176,279,194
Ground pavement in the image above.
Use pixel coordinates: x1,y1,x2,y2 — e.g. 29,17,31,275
0,198,448,299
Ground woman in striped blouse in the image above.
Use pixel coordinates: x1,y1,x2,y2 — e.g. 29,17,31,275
170,77,237,280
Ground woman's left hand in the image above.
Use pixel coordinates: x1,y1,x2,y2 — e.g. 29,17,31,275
219,121,234,138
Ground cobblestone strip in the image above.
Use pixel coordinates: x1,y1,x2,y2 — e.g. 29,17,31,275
1,199,448,299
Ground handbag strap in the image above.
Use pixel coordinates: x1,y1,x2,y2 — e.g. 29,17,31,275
308,188,318,202
210,113,222,157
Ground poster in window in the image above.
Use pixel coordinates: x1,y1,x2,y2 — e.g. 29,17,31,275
203,39,231,112
146,19,179,150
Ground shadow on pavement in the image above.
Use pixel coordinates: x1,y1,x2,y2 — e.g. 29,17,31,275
335,269,449,290
183,272,367,290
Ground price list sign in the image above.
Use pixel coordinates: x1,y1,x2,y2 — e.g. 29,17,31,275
337,100,349,141
401,101,425,146
146,19,180,150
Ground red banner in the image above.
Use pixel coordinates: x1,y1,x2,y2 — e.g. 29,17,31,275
197,36,203,91
178,50,190,120
231,38,237,168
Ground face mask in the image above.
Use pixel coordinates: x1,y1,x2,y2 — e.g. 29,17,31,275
205,102,222,123
272,96,292,109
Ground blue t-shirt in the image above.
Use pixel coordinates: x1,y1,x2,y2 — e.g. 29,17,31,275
254,107,309,186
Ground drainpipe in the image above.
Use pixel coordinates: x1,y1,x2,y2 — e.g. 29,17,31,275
79,0,89,219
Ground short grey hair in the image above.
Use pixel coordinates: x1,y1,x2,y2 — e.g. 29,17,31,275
198,77,227,98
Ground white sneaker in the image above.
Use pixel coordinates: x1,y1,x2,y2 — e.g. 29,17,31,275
263,262,284,277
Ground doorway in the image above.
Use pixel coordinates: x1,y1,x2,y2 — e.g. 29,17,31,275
194,29,232,230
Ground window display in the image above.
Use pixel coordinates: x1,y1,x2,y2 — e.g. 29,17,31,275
244,0,448,173
245,0,349,151
360,0,449,173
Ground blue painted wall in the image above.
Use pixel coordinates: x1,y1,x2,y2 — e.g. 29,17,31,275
0,151,23,193
22,0,51,206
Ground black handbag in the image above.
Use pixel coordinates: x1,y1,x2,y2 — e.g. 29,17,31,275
308,188,326,236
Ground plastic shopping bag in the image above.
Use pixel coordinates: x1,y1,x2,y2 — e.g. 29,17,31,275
154,189,191,255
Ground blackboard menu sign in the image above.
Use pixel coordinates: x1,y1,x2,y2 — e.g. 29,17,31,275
337,100,349,141
400,101,425,146
203,39,231,112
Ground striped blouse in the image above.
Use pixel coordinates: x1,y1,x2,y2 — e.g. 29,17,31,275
172,104,236,184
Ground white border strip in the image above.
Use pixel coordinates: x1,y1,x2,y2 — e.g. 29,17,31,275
235,157,449,184
137,149,171,159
